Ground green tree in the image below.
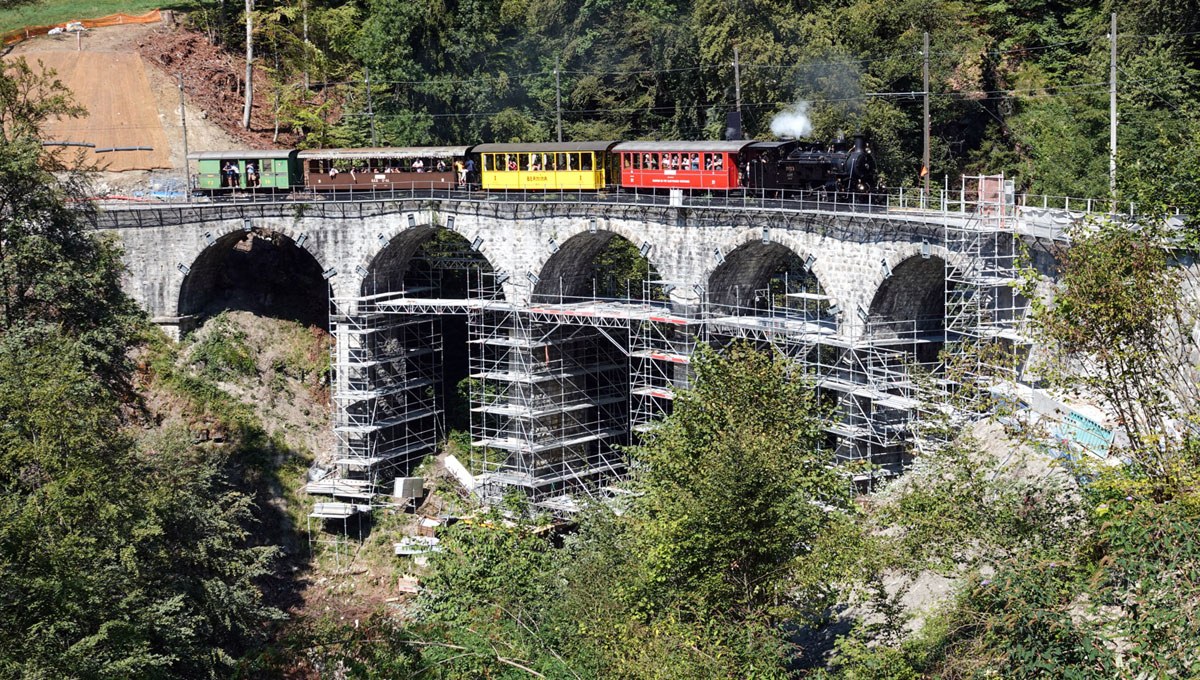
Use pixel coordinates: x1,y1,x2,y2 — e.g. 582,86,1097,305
0,332,282,678
627,343,849,618
0,60,283,677
0,58,142,391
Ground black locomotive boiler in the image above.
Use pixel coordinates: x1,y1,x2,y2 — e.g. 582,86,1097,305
745,134,879,196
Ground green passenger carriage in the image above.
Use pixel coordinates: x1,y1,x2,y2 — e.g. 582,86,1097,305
187,150,301,191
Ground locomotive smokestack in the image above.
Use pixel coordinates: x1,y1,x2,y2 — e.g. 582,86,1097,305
725,111,743,141
854,134,866,152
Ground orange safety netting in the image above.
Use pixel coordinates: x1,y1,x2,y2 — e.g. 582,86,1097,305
2,9,161,46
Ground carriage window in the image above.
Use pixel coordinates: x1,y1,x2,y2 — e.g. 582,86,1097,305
484,155,493,171
581,153,593,171
622,153,631,169
518,154,529,171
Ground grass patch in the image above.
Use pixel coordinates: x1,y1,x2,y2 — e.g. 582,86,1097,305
0,0,197,34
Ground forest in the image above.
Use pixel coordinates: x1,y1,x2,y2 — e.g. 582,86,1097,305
181,0,1200,199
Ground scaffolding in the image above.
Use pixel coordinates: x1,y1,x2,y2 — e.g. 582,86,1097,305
309,201,1034,510
468,285,632,508
629,281,702,434
943,174,1028,412
319,297,443,499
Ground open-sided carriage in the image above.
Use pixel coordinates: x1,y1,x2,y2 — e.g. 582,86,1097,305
298,147,471,192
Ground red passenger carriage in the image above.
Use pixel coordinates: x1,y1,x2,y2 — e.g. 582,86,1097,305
613,141,753,191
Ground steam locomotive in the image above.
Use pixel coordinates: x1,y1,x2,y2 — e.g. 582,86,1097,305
188,134,880,198
745,134,879,195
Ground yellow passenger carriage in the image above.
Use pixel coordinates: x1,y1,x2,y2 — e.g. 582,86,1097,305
474,142,617,191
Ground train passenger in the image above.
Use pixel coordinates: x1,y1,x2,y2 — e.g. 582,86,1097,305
691,153,700,170
457,160,468,184
413,158,425,173
437,159,447,173
246,162,258,187
223,162,239,187
328,165,339,180
465,158,475,181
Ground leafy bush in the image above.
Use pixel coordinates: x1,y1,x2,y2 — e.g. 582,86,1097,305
189,313,258,380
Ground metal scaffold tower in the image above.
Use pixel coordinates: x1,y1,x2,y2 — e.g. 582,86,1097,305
468,279,632,510
318,296,443,499
629,280,702,433
944,174,1028,409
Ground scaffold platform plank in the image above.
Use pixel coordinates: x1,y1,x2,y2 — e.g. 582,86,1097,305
333,378,435,401
330,441,436,468
473,427,627,453
632,386,676,400
471,394,626,418
630,349,690,364
470,362,624,383
334,408,437,434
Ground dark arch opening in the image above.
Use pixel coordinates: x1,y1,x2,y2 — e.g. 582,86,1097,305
362,228,495,435
178,229,330,329
867,255,948,365
533,231,661,300
707,241,827,316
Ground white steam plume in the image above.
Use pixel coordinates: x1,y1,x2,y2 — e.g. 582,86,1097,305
769,101,813,138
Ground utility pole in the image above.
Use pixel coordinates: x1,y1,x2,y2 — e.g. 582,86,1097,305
1110,12,1117,200
923,31,930,203
364,65,377,147
555,55,563,143
733,43,742,116
178,73,190,184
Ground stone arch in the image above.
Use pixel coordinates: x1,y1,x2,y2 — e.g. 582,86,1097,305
356,218,501,300
865,250,954,364
706,238,826,310
705,226,837,307
867,252,949,323
532,228,662,299
177,226,331,328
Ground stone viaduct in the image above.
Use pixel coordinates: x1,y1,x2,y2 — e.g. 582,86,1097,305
93,194,1080,504
95,196,1073,338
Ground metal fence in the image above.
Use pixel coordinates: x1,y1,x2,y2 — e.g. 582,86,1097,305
86,182,1132,233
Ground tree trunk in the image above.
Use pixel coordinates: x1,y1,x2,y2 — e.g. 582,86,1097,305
241,0,254,129
302,0,310,90
272,52,281,143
